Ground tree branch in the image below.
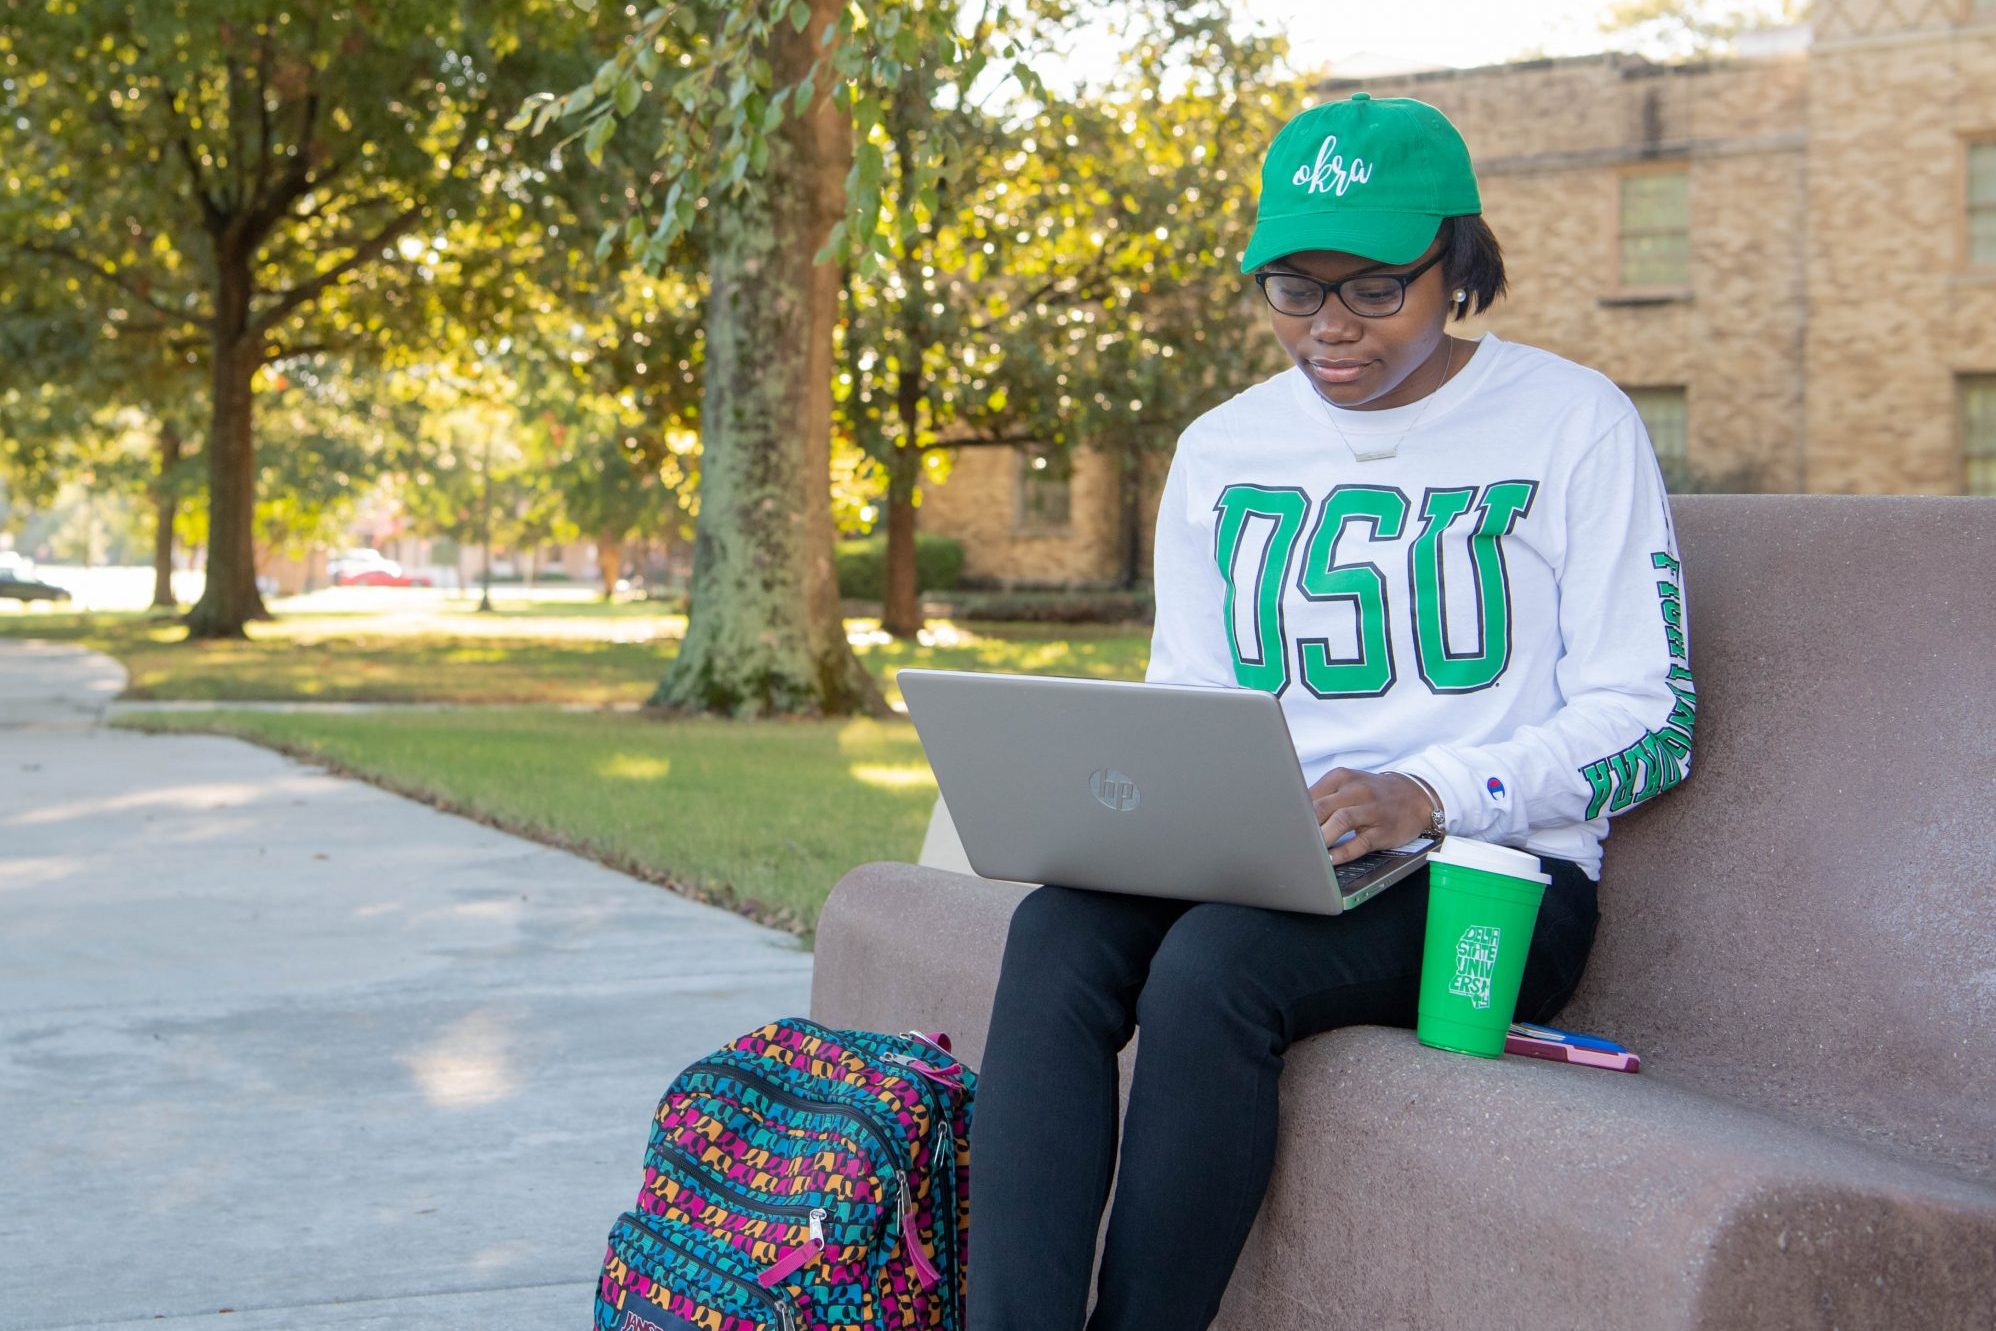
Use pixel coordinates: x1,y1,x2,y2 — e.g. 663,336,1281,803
248,201,424,337
261,339,352,364
254,26,276,204
17,243,200,329
224,34,250,212
167,89,227,231
241,90,320,243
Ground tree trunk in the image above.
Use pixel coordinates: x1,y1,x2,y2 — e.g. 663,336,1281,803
881,359,923,637
150,420,183,610
598,535,623,600
1117,443,1146,591
650,0,884,717
184,240,268,638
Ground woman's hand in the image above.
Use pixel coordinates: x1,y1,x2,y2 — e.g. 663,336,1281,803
1308,768,1435,865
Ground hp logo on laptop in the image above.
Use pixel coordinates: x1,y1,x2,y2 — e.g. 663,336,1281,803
1089,768,1141,813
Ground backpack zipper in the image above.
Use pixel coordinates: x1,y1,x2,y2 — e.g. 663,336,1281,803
685,1055,941,1289
616,1210,800,1331
656,1137,819,1220
686,1058,903,1165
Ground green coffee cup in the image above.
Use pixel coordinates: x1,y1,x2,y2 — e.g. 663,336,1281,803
1416,837,1550,1058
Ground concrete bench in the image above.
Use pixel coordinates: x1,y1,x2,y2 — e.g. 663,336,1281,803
811,495,1996,1330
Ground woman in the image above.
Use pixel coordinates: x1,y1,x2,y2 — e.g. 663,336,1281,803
965,92,1695,1331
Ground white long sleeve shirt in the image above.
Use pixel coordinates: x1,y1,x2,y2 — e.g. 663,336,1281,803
1146,334,1694,880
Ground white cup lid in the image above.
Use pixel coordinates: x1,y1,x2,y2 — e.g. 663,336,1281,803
1428,836,1551,884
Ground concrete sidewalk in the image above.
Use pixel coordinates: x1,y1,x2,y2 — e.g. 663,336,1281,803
0,640,814,1329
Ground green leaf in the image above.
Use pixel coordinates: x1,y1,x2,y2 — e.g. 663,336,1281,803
854,139,884,191
614,75,642,118
789,1,810,33
814,218,848,264
584,112,617,164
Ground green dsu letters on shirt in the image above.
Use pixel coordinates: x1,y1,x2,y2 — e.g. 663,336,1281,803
1213,480,1538,700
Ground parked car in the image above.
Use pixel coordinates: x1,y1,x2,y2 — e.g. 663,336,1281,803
338,567,433,588
0,554,71,603
328,549,431,588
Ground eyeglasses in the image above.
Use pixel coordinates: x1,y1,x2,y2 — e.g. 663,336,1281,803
1254,250,1447,320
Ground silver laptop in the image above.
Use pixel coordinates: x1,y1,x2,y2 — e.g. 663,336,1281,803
898,669,1436,915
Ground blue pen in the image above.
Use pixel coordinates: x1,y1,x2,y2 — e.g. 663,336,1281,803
1509,1021,1629,1056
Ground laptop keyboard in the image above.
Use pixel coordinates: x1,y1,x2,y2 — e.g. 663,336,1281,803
1331,848,1403,888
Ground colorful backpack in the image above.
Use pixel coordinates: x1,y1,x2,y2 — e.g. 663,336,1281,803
595,1017,974,1331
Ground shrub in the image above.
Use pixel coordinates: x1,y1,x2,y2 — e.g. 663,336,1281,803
835,533,965,601
938,587,1155,624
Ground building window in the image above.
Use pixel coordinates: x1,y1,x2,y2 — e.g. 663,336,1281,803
1970,142,1996,267
1963,375,1996,496
1015,446,1072,534
1627,386,1691,491
1619,169,1689,289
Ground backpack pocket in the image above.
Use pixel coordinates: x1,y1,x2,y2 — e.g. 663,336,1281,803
598,1210,802,1331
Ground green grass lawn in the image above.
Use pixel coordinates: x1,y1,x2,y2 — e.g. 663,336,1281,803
33,604,1151,934
0,608,1149,705
115,707,939,936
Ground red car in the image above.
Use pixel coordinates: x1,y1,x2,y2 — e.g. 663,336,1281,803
335,567,433,587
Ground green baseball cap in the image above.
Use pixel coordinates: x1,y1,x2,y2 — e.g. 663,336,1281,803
1241,92,1482,273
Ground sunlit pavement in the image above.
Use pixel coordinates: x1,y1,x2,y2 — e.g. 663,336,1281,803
0,639,813,1329
0,565,622,615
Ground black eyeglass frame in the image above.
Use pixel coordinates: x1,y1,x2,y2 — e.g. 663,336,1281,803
1253,249,1448,319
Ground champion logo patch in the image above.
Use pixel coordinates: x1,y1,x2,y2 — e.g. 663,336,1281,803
1486,777,1507,800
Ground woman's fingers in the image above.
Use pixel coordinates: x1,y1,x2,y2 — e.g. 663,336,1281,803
1315,797,1384,863
1308,765,1359,798
1329,826,1382,865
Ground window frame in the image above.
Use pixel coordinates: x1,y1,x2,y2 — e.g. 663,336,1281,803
1960,373,1996,497
1013,444,1074,536
1964,136,1996,270
1624,384,1692,492
1612,162,1692,297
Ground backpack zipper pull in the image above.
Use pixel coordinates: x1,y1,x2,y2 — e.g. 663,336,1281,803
895,1170,942,1290
809,1207,826,1246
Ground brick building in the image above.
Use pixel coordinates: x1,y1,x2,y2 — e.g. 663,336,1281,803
919,0,1996,587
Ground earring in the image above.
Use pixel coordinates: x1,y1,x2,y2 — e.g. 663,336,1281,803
1454,289,1467,306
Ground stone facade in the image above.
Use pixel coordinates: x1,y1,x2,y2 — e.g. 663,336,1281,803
1804,0,1996,492
915,444,1165,588
920,1,1996,585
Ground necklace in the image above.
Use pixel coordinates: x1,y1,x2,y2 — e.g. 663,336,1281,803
1322,335,1458,463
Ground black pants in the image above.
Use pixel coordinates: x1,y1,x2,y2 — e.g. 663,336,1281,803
964,859,1599,1331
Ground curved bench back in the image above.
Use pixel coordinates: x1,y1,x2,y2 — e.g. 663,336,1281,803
1569,495,1996,1182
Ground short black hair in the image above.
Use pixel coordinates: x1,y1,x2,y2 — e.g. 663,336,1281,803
1439,215,1507,321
